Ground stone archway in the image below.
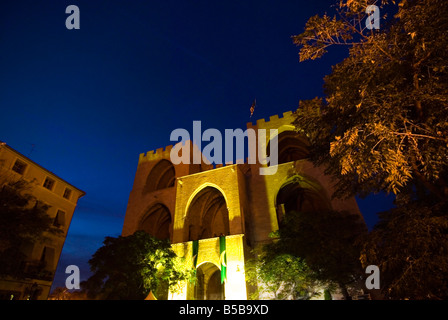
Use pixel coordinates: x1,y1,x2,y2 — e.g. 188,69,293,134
267,130,310,165
275,176,331,225
139,203,172,240
184,187,229,242
143,159,175,194
195,262,224,300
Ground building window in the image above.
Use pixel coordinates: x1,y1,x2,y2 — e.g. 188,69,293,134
43,177,55,190
40,246,55,270
53,210,66,228
63,188,72,200
11,159,27,175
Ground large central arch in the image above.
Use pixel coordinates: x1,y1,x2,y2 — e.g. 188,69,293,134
184,186,230,242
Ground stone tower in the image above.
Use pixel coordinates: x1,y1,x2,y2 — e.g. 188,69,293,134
121,111,362,300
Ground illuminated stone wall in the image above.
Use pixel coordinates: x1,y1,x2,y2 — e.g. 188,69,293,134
170,235,247,300
122,111,363,300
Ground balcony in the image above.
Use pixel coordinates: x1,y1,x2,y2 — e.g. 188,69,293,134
21,260,54,281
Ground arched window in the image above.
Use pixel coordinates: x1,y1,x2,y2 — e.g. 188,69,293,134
143,159,175,194
267,131,310,165
139,203,171,240
185,187,229,241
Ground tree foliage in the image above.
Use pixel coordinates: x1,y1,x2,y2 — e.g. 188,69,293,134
360,200,448,299
0,178,62,279
292,0,448,201
82,231,194,300
246,250,321,300
278,209,367,298
249,209,367,299
48,287,88,300
291,0,448,299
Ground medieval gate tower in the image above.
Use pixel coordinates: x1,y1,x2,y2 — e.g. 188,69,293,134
122,111,362,300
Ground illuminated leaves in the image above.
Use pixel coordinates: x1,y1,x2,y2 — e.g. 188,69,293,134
292,0,448,299
251,209,367,299
293,0,448,200
340,0,394,13
246,252,320,300
84,231,192,300
292,14,353,62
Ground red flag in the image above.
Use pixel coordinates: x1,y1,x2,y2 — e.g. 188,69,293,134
250,99,256,117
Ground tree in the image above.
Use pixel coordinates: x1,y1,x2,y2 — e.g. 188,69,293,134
246,249,322,300
271,209,367,299
48,287,88,300
292,0,448,201
247,208,367,300
82,231,194,300
0,178,62,279
360,200,448,299
291,0,448,299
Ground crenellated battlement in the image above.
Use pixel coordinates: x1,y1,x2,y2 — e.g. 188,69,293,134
139,110,296,165
247,110,294,129
138,140,203,164
139,144,174,163
281,110,294,118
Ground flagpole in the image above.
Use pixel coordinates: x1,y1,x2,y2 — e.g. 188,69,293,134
250,98,256,118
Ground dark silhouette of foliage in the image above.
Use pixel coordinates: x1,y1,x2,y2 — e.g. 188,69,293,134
360,200,448,299
249,209,367,299
0,178,62,279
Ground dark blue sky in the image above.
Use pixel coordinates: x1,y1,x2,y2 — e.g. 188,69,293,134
0,1,394,291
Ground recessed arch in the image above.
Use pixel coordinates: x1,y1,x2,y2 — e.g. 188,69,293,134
184,182,229,216
138,203,172,240
143,159,175,194
272,124,296,138
194,262,224,300
196,260,220,270
184,186,229,242
275,175,331,225
267,130,310,165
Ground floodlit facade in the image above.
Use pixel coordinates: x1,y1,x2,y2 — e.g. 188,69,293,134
0,142,85,300
122,111,362,300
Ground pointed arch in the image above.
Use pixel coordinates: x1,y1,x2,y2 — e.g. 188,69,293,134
139,203,172,240
143,159,175,194
184,186,229,242
267,130,310,165
194,262,224,300
275,175,331,225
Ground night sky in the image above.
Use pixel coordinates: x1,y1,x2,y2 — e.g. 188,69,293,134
0,1,395,291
